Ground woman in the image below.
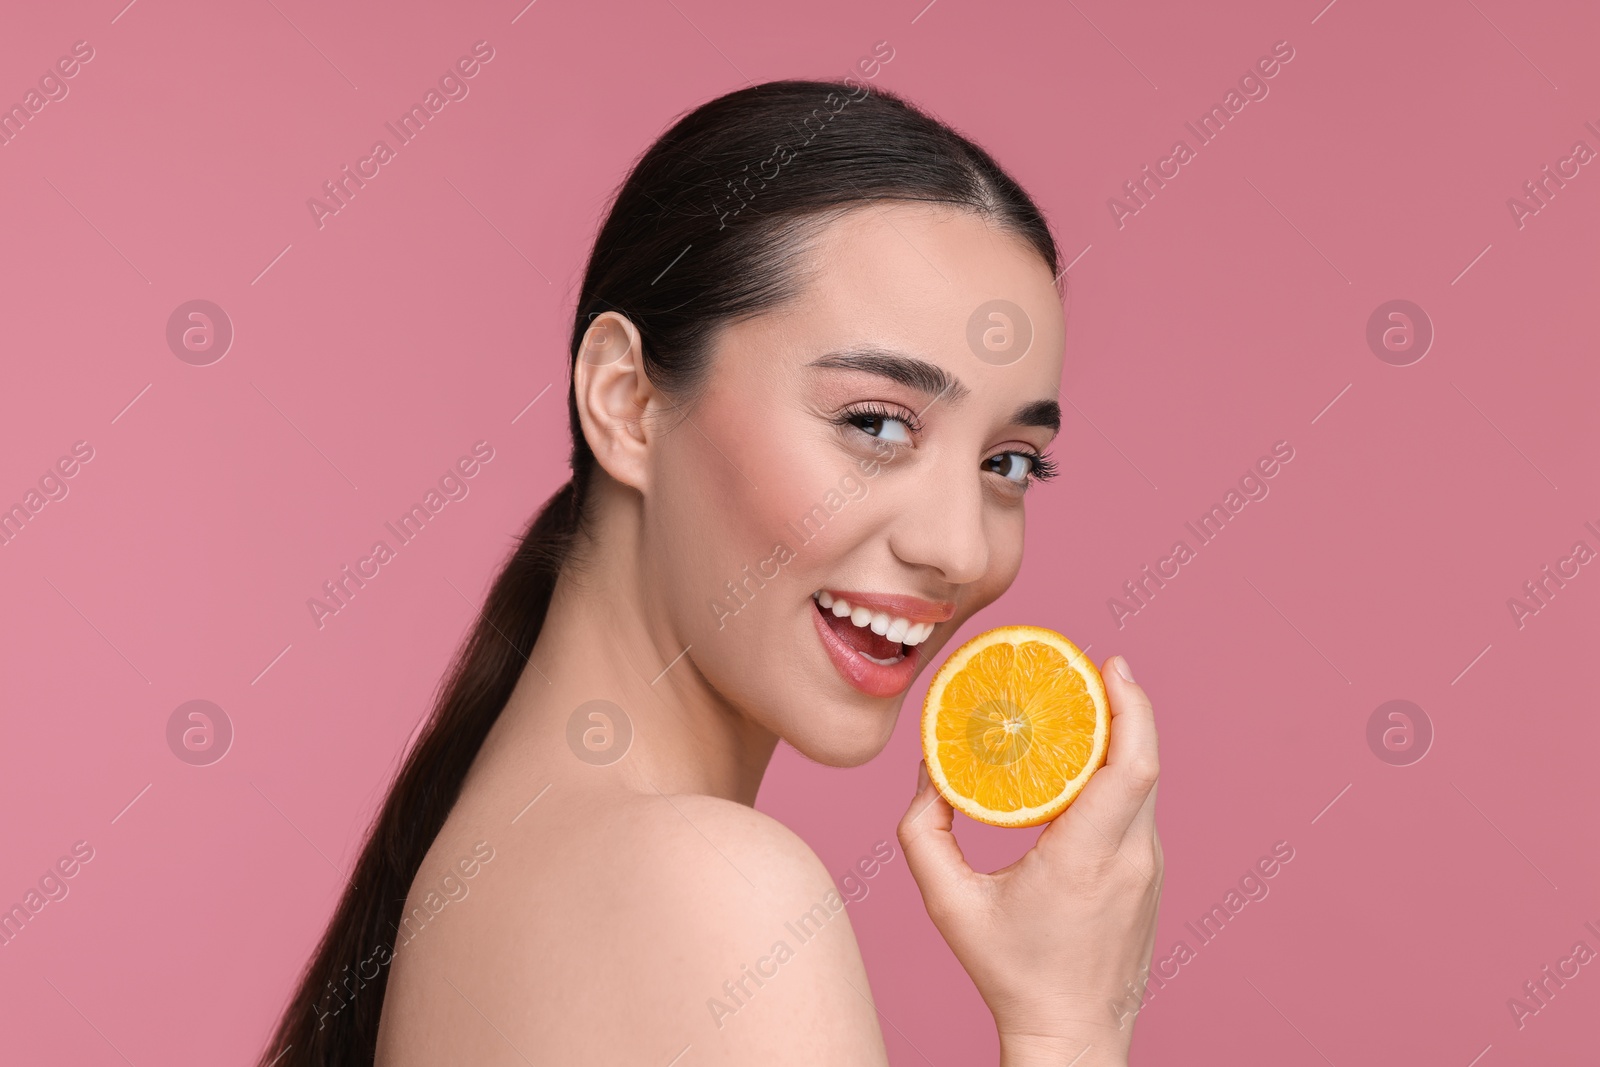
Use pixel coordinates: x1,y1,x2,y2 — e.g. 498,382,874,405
262,78,1163,1066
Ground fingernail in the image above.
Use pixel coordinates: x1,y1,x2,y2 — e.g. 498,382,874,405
1114,656,1136,683
916,759,929,794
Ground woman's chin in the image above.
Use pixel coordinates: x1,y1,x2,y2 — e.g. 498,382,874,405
783,714,900,769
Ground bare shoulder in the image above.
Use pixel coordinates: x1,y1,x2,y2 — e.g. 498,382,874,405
379,789,890,1067
620,791,843,901
579,792,890,1065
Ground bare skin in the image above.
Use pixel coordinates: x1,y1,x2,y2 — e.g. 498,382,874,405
373,202,1163,1066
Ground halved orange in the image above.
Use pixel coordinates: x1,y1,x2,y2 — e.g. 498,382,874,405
921,625,1110,828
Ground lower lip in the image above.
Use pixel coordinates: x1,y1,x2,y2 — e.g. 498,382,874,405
810,598,926,698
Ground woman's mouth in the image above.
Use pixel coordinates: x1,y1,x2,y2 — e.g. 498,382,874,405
809,589,946,698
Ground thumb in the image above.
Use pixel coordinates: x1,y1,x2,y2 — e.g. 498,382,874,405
897,760,976,918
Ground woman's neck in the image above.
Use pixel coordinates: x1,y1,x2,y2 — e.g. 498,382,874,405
487,501,780,807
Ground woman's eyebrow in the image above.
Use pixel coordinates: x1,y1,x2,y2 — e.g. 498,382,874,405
807,346,972,403
1012,398,1061,433
808,346,1059,431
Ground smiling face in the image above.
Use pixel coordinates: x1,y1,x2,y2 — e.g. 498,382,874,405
638,201,1066,767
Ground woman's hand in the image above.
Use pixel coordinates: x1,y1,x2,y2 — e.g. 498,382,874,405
897,655,1163,1067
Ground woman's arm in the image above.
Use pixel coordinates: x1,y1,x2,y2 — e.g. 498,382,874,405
899,656,1164,1067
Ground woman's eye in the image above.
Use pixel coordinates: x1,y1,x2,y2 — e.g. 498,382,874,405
984,452,1035,484
852,414,913,443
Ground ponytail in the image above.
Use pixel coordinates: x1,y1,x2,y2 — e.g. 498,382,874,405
258,476,584,1064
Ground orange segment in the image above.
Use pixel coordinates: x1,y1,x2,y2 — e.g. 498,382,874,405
921,625,1109,828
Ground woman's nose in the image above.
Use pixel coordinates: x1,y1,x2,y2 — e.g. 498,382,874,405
884,454,989,586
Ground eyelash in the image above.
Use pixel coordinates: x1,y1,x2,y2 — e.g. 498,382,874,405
835,401,924,439
833,403,1058,487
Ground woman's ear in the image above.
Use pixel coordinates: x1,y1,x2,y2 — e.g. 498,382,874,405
573,312,656,491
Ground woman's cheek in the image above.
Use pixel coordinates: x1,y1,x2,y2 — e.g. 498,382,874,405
672,437,831,618
985,511,1028,598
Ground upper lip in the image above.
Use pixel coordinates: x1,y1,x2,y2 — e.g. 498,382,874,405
817,589,955,624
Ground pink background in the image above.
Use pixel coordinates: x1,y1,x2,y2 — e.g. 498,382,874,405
2,0,1596,1063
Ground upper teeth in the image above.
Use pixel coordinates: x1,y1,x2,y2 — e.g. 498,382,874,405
813,590,935,646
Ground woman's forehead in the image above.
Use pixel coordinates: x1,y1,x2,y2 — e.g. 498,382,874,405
718,205,1065,395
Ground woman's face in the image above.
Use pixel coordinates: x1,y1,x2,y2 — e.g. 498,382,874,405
643,202,1066,767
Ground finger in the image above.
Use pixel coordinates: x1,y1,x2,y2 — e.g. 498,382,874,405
897,760,976,917
1102,655,1157,777
1044,655,1159,846
1099,654,1161,841
1126,771,1160,843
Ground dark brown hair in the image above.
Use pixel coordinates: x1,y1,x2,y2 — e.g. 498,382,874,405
260,77,1060,1065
